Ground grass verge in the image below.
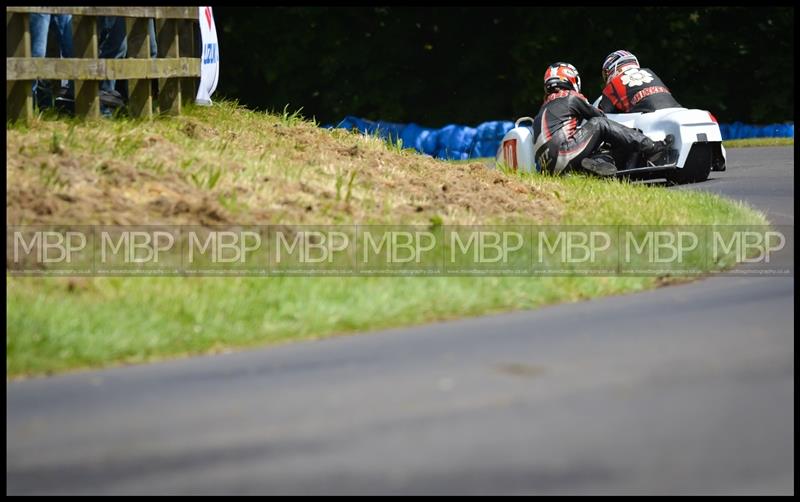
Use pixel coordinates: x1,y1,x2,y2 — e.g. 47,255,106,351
723,137,793,148
7,102,767,378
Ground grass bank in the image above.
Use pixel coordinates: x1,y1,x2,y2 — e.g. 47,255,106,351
6,102,767,377
723,137,793,148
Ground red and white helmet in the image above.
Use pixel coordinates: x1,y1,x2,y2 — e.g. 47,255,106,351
602,50,640,83
543,62,581,95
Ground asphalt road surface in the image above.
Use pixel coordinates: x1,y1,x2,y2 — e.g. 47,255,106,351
6,147,794,495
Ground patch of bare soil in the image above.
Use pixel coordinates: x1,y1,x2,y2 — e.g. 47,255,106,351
6,115,563,227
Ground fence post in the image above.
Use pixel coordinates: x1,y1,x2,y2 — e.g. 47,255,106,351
6,11,33,122
126,17,152,118
178,17,196,108
156,18,180,115
72,15,100,119
8,7,200,121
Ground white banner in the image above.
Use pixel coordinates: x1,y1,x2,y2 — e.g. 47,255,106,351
196,6,219,106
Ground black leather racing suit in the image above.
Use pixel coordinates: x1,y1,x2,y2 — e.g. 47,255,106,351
597,67,681,114
532,89,661,175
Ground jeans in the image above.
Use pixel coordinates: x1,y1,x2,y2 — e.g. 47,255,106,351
30,14,73,108
148,19,157,59
97,16,128,94
98,17,158,116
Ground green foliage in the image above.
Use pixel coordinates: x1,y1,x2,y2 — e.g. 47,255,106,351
278,104,307,126
49,131,64,154
189,165,224,190
38,161,67,189
215,7,792,126
388,136,404,153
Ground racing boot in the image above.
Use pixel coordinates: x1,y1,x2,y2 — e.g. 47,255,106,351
597,118,656,168
581,153,617,176
641,134,675,166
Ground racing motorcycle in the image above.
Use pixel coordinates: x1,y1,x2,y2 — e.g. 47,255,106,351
496,105,726,184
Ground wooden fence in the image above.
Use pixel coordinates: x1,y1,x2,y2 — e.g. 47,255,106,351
6,6,202,122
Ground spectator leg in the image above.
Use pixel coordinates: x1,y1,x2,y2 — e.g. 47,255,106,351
29,13,52,108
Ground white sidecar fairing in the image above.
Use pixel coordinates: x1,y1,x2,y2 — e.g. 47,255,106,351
605,107,726,176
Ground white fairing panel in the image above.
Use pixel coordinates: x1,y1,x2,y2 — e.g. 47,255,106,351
496,126,536,173
605,107,725,168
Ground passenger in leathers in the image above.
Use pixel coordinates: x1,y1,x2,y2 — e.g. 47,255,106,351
596,49,681,114
532,62,670,175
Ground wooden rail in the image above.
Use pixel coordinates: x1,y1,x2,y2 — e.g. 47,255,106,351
6,6,201,121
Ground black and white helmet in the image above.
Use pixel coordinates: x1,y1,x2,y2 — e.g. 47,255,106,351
602,50,640,83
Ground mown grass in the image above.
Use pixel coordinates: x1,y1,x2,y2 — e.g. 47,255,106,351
723,137,793,148
6,102,768,378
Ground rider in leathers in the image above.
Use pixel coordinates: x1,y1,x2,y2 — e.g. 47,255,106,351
596,50,681,114
533,62,669,176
